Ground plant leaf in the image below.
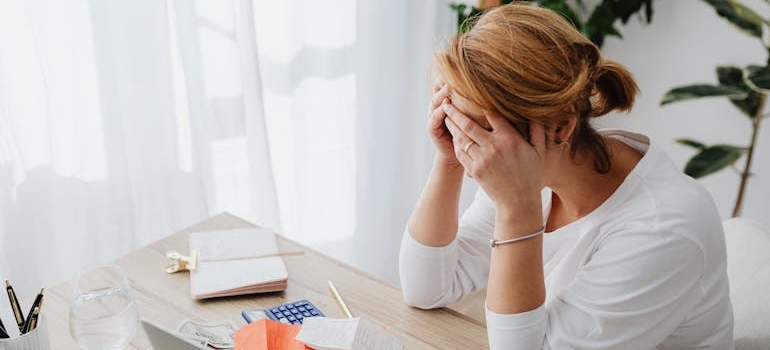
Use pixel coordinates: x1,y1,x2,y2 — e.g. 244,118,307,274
684,144,746,178
459,0,656,47
535,0,583,31
676,138,707,150
583,1,615,47
583,0,652,47
449,3,485,33
449,4,468,30
644,0,654,23
717,65,762,117
612,0,655,23
744,65,770,93
661,84,748,105
700,0,765,38
533,0,654,48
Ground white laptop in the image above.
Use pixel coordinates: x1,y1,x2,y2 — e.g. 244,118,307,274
141,318,208,350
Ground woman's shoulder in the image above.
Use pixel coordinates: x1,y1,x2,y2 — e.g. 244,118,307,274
598,170,724,261
588,135,723,253
600,129,720,226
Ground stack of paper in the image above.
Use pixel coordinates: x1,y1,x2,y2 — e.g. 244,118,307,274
188,228,288,299
294,317,403,350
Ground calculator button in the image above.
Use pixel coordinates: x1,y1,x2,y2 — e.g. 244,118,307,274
283,311,292,316
310,310,319,316
279,318,289,324
294,301,308,307
288,315,296,322
296,314,304,320
298,307,307,312
279,306,287,311
302,311,311,317
271,308,280,314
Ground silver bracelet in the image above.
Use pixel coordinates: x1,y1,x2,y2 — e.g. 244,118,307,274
489,226,545,248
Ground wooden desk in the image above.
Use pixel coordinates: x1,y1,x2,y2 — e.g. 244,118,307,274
44,213,488,349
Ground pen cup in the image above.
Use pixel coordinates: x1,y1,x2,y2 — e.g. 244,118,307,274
0,316,50,350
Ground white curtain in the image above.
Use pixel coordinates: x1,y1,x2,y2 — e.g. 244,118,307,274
0,0,279,296
352,1,467,284
1,0,467,300
254,0,467,285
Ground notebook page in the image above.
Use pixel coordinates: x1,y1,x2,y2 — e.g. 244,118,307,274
353,319,403,350
195,228,279,260
189,228,288,299
295,317,357,349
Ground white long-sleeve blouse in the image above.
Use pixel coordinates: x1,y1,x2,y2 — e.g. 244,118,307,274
399,130,734,350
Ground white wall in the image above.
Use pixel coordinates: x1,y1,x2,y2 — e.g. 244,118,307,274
598,0,770,225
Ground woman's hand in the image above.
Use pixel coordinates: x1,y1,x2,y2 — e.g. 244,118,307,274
427,82,461,168
443,102,545,212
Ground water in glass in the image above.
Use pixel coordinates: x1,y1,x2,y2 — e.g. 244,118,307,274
68,265,138,350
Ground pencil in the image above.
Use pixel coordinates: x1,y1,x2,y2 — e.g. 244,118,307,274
21,307,39,334
0,316,8,338
24,288,44,329
201,251,306,262
327,280,353,318
5,279,24,332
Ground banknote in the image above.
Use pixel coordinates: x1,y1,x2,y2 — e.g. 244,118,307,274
186,334,210,348
178,319,238,349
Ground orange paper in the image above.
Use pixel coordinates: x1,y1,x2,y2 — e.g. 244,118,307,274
234,319,311,350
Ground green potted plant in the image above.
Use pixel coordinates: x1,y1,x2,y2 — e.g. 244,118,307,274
450,0,655,48
661,0,769,217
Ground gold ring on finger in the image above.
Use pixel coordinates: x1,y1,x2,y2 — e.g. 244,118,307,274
463,140,477,153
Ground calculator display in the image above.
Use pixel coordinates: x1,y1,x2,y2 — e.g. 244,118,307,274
263,299,324,325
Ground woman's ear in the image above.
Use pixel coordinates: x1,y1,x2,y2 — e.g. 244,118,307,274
553,105,579,143
554,117,578,144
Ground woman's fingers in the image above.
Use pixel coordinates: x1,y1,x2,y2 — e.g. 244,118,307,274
443,115,462,141
486,112,524,140
444,117,474,165
432,79,445,93
445,117,475,156
485,111,507,132
433,85,448,102
430,85,449,111
443,103,488,145
427,85,449,134
428,99,449,129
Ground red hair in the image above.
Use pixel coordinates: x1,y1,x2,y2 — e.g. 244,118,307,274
435,3,639,173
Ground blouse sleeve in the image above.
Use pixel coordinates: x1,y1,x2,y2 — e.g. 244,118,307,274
485,227,706,350
401,188,706,350
399,189,496,308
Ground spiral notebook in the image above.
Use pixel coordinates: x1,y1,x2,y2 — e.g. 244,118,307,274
188,228,288,299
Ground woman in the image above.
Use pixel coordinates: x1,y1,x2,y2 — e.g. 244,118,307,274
399,3,733,350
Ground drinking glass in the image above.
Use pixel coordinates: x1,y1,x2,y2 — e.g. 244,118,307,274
68,264,138,350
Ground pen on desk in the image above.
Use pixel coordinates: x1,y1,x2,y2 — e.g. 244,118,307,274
327,280,353,318
0,316,9,339
20,307,39,334
201,251,306,262
5,279,25,332
23,288,44,329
